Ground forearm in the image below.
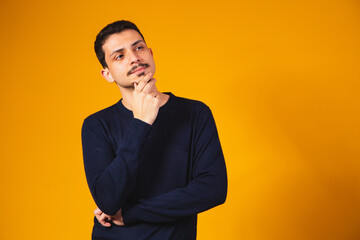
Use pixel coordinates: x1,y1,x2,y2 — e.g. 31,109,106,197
123,152,227,224
82,117,152,215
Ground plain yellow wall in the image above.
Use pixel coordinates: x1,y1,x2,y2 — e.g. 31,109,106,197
1,0,359,239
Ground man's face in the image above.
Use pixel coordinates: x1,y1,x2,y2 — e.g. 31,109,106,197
101,29,156,88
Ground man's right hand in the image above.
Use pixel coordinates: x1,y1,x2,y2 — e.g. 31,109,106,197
132,72,162,125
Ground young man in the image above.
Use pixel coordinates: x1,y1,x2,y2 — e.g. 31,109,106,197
81,20,227,240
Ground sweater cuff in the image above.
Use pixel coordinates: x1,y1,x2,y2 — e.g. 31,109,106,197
122,204,143,225
127,118,152,137
118,118,152,150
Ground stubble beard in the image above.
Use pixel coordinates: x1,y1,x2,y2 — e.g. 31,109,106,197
115,80,135,89
114,74,144,90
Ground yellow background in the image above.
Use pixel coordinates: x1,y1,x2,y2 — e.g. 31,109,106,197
1,0,359,239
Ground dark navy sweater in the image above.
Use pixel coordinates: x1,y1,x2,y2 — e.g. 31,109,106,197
81,93,227,240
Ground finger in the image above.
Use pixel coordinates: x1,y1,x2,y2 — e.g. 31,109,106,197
99,213,109,221
142,78,156,94
136,72,153,92
150,91,158,98
94,208,102,215
111,218,125,226
98,213,111,227
137,74,152,92
101,221,111,227
110,209,125,226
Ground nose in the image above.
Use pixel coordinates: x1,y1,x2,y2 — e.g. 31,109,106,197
128,50,140,65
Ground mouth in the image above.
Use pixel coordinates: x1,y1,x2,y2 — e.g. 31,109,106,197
131,67,146,75
128,63,149,76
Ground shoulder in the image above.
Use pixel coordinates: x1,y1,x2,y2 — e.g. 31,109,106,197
168,94,215,127
171,94,211,114
82,101,121,127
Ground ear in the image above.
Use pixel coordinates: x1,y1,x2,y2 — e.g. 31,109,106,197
149,48,153,56
101,68,115,83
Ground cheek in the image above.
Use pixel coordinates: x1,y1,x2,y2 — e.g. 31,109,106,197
113,65,127,75
150,60,156,69
111,69,126,80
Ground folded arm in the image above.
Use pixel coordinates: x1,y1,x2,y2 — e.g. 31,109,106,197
82,117,152,215
122,106,227,224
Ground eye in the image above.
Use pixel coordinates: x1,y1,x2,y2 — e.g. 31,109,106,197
136,45,144,50
115,54,124,60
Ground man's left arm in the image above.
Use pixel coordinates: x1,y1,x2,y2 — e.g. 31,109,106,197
121,105,227,225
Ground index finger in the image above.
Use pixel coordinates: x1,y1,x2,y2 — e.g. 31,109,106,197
142,78,157,94
135,72,153,92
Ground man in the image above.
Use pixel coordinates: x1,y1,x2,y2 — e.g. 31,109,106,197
82,20,227,240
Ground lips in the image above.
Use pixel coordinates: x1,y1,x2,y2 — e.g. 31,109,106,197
127,63,150,76
131,67,146,74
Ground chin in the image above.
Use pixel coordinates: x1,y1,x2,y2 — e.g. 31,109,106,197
137,72,146,77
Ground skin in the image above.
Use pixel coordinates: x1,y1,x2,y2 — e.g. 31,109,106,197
95,29,170,227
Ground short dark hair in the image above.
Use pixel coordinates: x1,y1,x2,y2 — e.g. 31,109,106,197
94,20,145,68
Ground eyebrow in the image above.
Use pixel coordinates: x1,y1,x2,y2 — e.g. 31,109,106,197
109,40,144,58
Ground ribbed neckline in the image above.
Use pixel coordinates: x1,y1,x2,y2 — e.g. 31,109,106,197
117,92,175,116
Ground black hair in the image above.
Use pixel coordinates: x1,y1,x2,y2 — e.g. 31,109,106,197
94,20,145,68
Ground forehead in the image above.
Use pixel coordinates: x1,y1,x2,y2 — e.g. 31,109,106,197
102,29,144,55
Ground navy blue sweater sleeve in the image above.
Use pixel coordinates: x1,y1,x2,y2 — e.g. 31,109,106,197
122,106,227,224
82,117,152,215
